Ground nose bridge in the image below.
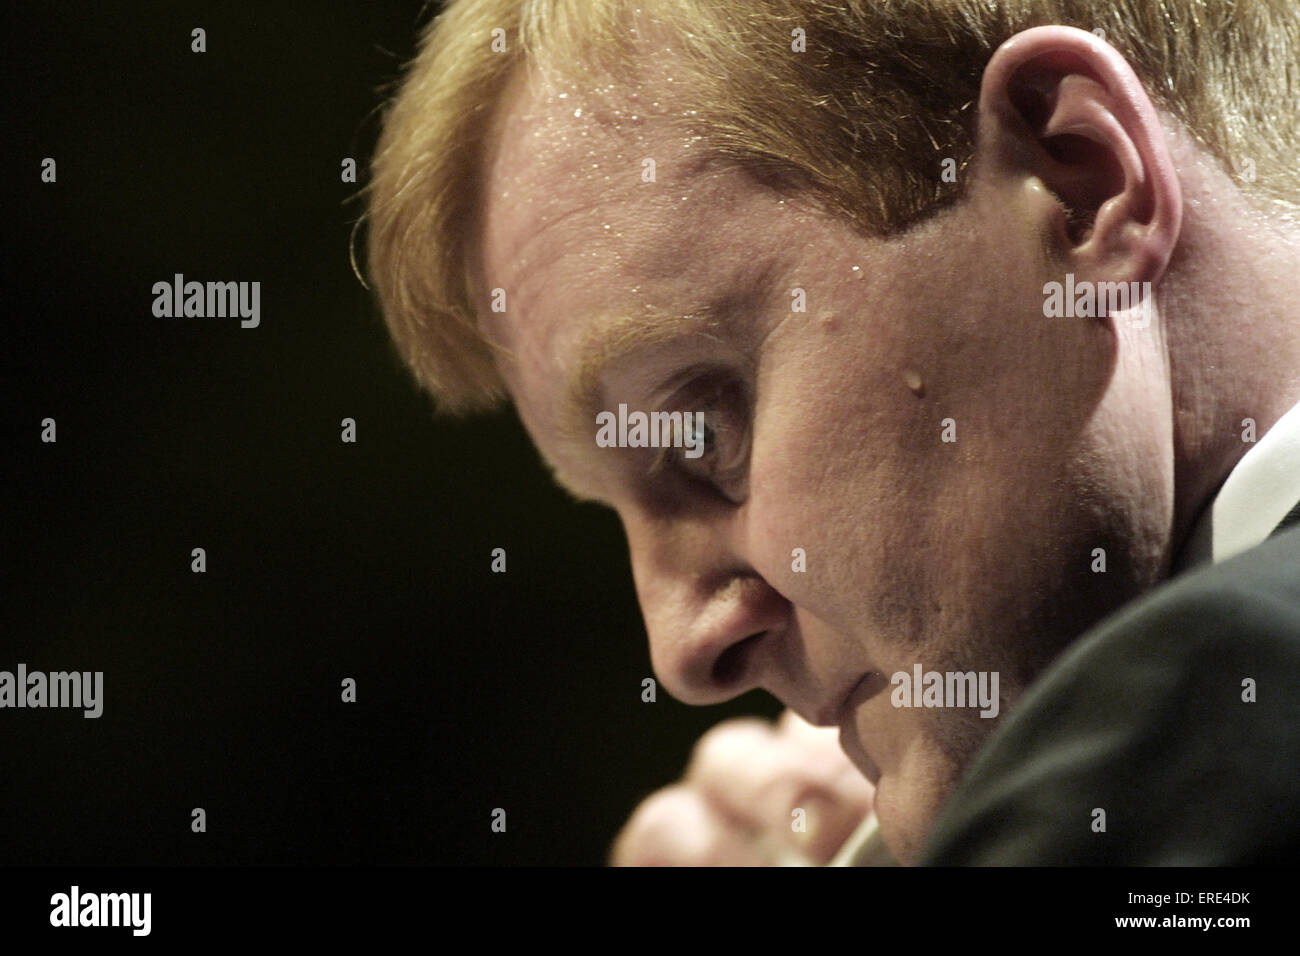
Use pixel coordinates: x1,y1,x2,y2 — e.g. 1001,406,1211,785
621,504,785,704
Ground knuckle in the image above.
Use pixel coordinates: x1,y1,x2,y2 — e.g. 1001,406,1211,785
687,717,773,777
612,785,746,866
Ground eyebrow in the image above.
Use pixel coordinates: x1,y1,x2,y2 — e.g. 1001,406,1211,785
554,299,742,451
538,302,741,504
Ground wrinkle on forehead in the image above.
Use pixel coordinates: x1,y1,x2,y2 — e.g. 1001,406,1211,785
478,71,729,372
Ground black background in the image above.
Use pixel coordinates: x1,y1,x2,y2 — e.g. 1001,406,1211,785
4,0,778,865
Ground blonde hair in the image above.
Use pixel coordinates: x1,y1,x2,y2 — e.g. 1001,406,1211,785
366,0,1300,413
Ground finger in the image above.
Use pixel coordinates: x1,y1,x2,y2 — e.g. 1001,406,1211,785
688,715,873,863
685,718,790,825
775,711,875,808
786,782,871,864
610,784,771,866
778,730,875,863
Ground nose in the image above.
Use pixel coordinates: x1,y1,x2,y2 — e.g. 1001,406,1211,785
621,504,791,705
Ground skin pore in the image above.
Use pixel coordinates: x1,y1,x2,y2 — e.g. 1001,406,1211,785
469,28,1300,862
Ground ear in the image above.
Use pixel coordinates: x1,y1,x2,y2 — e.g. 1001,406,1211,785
974,26,1181,286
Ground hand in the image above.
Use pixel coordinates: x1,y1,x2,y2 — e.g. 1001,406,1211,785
610,709,875,865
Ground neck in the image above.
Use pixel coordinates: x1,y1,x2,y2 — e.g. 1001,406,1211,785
1165,193,1300,559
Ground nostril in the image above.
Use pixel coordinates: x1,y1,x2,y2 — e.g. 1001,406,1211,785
710,632,763,688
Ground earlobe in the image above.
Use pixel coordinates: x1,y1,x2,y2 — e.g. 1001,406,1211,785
976,26,1182,285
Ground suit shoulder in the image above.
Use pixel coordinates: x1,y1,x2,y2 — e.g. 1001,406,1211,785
919,527,1300,865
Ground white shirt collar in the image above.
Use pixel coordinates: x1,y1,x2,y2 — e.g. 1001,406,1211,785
1178,400,1300,568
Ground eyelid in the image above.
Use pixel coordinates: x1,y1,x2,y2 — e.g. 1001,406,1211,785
653,374,751,500
639,364,732,476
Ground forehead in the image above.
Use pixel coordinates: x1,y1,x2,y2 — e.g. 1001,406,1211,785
475,57,809,490
477,58,730,321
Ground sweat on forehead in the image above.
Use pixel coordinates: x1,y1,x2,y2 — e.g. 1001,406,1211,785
476,56,713,250
473,57,762,364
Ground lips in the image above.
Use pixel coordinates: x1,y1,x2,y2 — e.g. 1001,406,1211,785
808,674,864,726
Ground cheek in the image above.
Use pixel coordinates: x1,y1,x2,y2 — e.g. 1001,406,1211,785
743,422,906,633
743,465,822,599
743,348,939,629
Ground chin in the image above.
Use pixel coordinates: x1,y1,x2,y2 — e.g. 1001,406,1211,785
872,745,975,865
873,780,930,866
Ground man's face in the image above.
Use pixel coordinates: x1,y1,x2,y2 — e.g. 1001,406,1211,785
475,62,1173,861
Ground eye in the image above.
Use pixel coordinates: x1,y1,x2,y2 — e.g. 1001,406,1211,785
654,377,750,502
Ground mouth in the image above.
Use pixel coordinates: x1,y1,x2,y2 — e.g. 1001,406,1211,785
809,673,867,726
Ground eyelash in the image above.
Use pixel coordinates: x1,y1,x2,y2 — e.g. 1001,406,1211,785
650,378,750,500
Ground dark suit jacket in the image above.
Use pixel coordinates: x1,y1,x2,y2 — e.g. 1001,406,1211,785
915,521,1300,865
